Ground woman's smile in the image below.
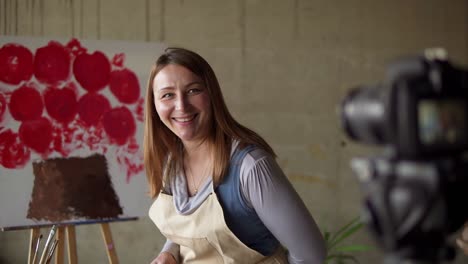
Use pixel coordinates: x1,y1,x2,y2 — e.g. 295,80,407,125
173,114,197,123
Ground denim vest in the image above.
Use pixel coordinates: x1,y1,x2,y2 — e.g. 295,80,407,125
215,145,279,256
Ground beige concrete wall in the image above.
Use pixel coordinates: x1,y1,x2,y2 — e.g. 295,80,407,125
1,0,467,263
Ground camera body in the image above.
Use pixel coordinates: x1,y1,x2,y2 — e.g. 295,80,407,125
342,51,468,158
341,50,468,264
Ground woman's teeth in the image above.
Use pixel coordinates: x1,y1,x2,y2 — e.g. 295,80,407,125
174,115,195,122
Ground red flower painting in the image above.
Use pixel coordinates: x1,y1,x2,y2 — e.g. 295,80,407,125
0,38,144,183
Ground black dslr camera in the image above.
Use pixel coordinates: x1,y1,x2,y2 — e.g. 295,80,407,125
341,49,468,264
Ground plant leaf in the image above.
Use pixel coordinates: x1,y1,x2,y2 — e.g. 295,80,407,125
334,245,372,253
338,254,360,264
326,254,360,264
328,221,365,251
328,216,361,246
324,231,331,242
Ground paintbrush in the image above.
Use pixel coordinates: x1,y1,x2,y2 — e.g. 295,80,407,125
44,239,59,264
31,234,42,264
38,225,57,264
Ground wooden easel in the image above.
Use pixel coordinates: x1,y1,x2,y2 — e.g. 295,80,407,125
27,223,119,264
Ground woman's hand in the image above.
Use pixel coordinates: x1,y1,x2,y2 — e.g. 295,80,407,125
456,223,468,256
150,252,177,264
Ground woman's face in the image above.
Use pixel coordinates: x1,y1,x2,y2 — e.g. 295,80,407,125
153,64,212,146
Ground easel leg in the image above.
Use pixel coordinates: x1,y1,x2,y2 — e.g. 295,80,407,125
54,227,65,264
66,226,78,264
100,223,119,264
28,228,40,264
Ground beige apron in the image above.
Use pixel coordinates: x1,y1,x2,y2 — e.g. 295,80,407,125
149,186,288,264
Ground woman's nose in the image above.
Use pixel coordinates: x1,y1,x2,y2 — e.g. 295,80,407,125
175,96,187,111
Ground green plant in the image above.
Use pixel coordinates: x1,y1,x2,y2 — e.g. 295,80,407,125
323,216,372,264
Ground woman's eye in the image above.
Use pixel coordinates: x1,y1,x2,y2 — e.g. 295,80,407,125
188,88,201,94
161,93,173,99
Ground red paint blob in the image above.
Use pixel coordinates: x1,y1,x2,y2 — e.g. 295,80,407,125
50,121,91,157
44,86,78,124
102,107,136,145
34,41,71,85
135,98,144,122
66,38,87,57
109,69,140,104
0,129,30,169
77,93,111,126
111,53,125,67
9,85,43,122
0,43,34,85
73,51,111,92
0,93,6,122
19,117,53,154
116,138,143,183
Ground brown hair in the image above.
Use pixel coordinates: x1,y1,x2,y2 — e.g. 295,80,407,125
144,47,275,198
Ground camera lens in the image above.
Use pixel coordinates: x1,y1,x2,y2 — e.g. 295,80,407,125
341,85,390,145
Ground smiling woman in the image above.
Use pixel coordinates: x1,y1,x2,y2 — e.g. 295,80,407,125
144,47,327,264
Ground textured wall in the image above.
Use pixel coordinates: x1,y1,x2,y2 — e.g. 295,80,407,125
1,0,467,263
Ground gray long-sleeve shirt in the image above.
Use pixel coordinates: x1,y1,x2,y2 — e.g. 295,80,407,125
159,143,326,263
